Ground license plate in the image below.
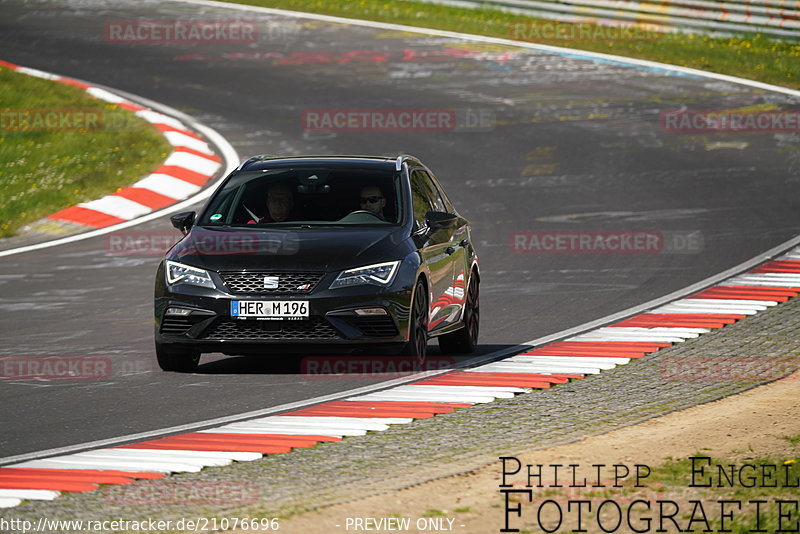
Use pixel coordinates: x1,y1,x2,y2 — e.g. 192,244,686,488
231,300,309,320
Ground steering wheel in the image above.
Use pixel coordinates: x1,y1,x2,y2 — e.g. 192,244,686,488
346,210,383,218
338,209,385,222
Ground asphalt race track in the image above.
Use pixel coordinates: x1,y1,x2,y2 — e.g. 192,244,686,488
1,0,799,459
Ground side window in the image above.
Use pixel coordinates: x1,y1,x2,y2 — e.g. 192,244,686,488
420,170,451,213
410,169,434,230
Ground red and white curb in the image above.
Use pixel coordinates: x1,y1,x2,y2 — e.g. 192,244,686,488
1,248,799,509
0,60,222,230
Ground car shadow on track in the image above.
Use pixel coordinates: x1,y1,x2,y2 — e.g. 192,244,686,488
193,344,519,376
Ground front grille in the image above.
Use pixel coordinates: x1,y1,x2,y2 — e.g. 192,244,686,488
345,316,399,338
202,317,341,340
220,271,324,294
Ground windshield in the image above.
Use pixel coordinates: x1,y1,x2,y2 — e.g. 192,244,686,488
198,167,403,227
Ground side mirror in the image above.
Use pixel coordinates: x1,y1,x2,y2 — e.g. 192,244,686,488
170,211,195,235
425,210,457,232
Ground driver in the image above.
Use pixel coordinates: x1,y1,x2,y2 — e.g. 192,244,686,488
359,185,386,219
249,183,294,223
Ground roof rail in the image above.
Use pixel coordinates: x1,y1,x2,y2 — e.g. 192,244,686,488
395,154,416,171
238,154,279,170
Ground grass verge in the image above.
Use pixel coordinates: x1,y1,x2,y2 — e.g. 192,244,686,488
0,67,171,238
218,0,800,90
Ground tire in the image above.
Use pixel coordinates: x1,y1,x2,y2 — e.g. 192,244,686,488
401,280,429,368
155,342,200,372
438,274,479,354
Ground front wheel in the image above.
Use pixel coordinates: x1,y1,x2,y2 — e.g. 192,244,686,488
438,274,479,354
401,280,429,367
155,342,200,372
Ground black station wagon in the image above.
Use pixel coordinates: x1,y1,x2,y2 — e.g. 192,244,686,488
154,155,479,372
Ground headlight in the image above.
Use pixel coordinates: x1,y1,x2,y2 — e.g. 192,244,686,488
165,260,215,289
330,261,400,289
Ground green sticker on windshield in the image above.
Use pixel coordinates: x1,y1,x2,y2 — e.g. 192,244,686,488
210,213,222,221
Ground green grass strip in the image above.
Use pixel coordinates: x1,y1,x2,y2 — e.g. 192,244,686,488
0,67,171,238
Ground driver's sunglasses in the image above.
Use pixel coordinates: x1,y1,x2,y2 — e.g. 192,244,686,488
360,196,383,204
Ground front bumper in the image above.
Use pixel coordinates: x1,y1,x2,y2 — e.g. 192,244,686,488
155,266,414,355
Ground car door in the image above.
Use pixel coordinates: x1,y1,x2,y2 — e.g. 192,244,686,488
410,168,459,331
422,169,471,324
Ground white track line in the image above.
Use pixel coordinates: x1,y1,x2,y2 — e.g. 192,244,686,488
78,196,152,220
471,362,600,374
0,489,59,501
651,304,761,314
565,333,689,343
14,66,59,80
162,130,215,153
514,355,631,365
162,151,221,175
508,356,622,368
134,174,202,198
198,426,346,437
66,450,232,467
462,367,563,375
604,326,711,335
134,110,188,130
213,419,387,431
110,449,261,462
273,415,413,425
10,458,203,474
725,277,800,287
231,417,391,431
405,385,528,395
682,298,778,307
85,86,127,104
347,391,497,403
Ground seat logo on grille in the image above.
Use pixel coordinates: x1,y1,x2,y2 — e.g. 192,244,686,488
263,276,280,289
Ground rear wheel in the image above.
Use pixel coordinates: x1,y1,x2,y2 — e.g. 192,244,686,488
438,274,479,354
401,280,429,368
155,342,200,372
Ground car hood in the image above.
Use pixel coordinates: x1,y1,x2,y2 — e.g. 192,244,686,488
167,226,409,273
